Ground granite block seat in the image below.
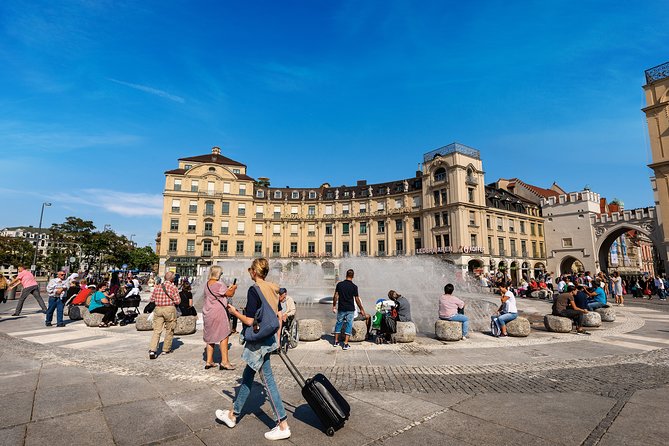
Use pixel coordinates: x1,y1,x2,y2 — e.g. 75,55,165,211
582,311,602,327
392,321,416,343
543,315,572,333
68,305,86,321
298,319,323,341
530,290,550,299
435,320,462,341
174,316,197,335
343,320,367,342
82,308,104,327
506,317,531,337
595,307,616,322
135,313,152,331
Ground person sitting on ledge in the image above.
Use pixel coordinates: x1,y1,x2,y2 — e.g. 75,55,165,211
552,285,589,335
585,279,608,311
388,290,411,322
439,283,469,340
491,283,518,337
88,283,118,327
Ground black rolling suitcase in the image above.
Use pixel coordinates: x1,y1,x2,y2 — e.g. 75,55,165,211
278,350,350,436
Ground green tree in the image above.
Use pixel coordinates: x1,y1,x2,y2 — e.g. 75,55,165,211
128,246,159,271
0,237,34,267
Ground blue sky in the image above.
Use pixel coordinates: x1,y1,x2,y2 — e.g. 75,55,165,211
0,0,666,248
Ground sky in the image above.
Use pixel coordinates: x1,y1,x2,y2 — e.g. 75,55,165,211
0,0,666,248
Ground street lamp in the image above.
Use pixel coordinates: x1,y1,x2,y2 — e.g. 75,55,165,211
32,202,51,273
103,224,111,231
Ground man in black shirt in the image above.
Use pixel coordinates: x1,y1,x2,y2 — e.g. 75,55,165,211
332,269,366,350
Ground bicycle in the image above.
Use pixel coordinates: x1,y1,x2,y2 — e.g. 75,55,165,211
279,316,299,353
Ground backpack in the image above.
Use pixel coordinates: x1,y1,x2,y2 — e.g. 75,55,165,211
490,317,502,337
381,312,397,334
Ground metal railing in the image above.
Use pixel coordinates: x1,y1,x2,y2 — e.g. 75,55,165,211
423,142,481,162
645,61,669,84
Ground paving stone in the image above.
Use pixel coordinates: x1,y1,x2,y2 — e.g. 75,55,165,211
38,365,93,389
600,401,666,446
347,391,444,419
103,398,190,446
165,387,232,431
33,381,101,420
0,424,26,446
26,409,114,446
159,434,206,446
0,391,33,428
94,373,161,406
0,370,39,396
627,385,669,410
378,423,469,446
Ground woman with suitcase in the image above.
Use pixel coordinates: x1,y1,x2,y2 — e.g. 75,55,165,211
215,258,291,441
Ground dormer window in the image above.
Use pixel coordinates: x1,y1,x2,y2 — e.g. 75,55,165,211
434,167,446,182
291,191,299,199
343,191,350,197
184,164,192,170
274,191,282,199
233,168,241,174
308,191,316,199
256,190,265,198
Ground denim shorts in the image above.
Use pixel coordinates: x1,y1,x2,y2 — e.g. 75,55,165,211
334,310,355,335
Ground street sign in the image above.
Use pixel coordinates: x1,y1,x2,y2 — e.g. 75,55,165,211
122,264,128,269
69,257,76,263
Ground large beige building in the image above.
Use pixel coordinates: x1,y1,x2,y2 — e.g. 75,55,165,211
643,61,669,273
158,144,546,280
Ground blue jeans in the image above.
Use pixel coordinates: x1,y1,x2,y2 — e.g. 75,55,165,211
334,310,354,336
45,296,64,325
233,353,286,424
441,314,469,337
492,312,517,327
587,301,605,311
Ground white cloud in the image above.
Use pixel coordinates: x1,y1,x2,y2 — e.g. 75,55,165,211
50,189,163,217
107,78,185,103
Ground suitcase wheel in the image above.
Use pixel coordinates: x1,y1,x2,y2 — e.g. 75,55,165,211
326,427,335,437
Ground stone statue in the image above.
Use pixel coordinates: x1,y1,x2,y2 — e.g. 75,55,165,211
335,189,339,199
386,186,390,195
351,191,355,198
368,186,373,197
403,180,408,192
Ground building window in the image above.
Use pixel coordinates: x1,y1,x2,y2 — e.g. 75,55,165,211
290,242,298,253
342,223,350,235
343,191,350,197
173,179,181,191
170,219,179,231
184,164,192,170
308,205,316,215
239,184,246,196
377,201,385,211
233,168,241,174
274,191,282,199
191,180,199,192
203,240,212,255
520,221,526,234
468,188,475,203
219,240,228,253
205,201,214,216
204,221,213,235
308,242,315,253
290,224,298,235
236,241,244,253
256,205,264,218
308,191,316,199
186,239,195,252
223,182,231,194
274,206,281,219
395,198,402,209
540,242,545,258
434,167,446,182
187,220,196,233
377,240,385,255
442,212,449,226
360,241,367,254
412,196,421,208
440,189,447,205
325,205,333,215
395,239,404,254
488,237,493,254
255,224,263,235
538,224,543,236
434,213,441,227
395,219,403,232
308,224,315,236
256,190,265,198
325,223,333,235
360,222,367,234
291,205,299,215
168,239,177,252
378,220,385,233
188,201,197,214
530,223,536,236
222,202,230,215
325,242,333,254
237,221,245,234
470,234,477,247
360,203,367,214
509,220,515,233
433,190,440,207
272,242,280,255
273,224,281,235
497,217,503,231
562,238,573,248
221,221,229,234
342,241,349,254
469,211,476,226
521,240,527,256
413,217,421,231
342,204,349,215
436,235,442,248
414,238,422,251
254,242,262,254
238,203,246,216
486,216,491,229
291,191,299,199
532,241,538,257
510,239,517,256
498,238,505,256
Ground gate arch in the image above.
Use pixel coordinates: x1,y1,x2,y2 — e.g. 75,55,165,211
595,223,665,274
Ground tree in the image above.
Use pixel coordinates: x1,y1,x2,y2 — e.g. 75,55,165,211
0,237,34,267
128,246,159,271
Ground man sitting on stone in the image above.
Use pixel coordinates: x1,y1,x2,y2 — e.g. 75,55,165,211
585,279,608,310
552,285,589,335
388,290,412,322
438,283,469,340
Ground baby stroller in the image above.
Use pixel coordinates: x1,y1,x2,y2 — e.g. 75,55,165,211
115,286,141,326
371,299,397,344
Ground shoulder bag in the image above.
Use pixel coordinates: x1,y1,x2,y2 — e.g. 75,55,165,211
243,284,280,343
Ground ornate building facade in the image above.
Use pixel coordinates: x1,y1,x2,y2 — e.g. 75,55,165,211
158,144,546,278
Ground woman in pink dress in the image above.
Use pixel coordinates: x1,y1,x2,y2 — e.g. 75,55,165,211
203,265,238,370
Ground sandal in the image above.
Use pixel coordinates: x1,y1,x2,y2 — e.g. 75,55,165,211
219,363,236,371
98,322,109,328
205,363,216,370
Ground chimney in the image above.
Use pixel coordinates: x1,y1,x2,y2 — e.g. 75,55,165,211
357,180,367,186
212,146,221,155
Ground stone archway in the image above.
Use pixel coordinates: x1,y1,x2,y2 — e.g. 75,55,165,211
533,262,546,279
595,224,665,275
321,261,335,279
467,259,483,275
510,261,519,285
560,256,584,274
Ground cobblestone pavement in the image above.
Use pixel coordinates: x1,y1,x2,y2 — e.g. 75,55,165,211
1,296,669,445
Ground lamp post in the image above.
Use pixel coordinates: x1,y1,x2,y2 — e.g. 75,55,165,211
32,202,51,273
130,234,136,247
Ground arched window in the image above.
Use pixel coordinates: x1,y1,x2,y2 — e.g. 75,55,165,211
434,167,446,182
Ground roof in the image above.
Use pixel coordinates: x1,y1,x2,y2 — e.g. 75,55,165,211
1,226,51,234
485,185,538,215
256,177,423,201
506,178,560,199
179,153,246,167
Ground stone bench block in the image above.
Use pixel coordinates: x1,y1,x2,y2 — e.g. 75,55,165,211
392,321,416,343
68,305,86,321
582,311,602,327
346,320,367,342
136,313,153,331
530,290,550,299
83,308,105,327
298,319,323,341
595,307,616,322
506,317,531,337
544,315,572,333
435,320,462,341
174,316,197,335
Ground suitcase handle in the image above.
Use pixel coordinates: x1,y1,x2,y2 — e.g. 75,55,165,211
277,350,306,388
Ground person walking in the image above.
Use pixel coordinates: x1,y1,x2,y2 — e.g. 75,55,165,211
45,270,67,327
8,265,47,316
203,266,237,370
612,271,624,306
148,271,180,359
332,269,366,351
216,258,291,441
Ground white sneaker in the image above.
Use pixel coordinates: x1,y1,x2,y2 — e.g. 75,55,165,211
265,426,291,440
461,336,468,341
215,409,236,428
